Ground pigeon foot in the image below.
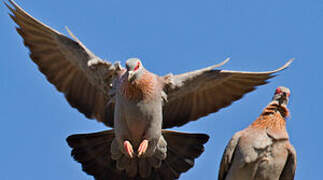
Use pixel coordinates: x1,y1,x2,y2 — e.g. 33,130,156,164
137,139,149,157
123,140,134,158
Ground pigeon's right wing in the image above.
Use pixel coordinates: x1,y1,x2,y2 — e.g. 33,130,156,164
162,58,293,128
280,143,297,180
218,132,242,180
6,0,123,127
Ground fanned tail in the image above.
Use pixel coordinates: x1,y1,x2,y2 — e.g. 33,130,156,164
66,130,128,180
153,130,209,179
66,130,209,180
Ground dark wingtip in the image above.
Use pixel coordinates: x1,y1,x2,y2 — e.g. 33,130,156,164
4,0,14,14
65,135,75,147
8,0,17,8
5,0,18,12
3,1,10,9
199,133,210,144
65,133,83,147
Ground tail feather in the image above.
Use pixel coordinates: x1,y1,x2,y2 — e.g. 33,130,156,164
67,130,114,148
157,161,179,179
66,130,123,179
66,129,209,180
72,144,106,163
156,130,209,179
167,149,194,172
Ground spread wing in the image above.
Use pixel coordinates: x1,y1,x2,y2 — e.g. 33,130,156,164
6,0,122,127
218,132,242,180
162,58,293,128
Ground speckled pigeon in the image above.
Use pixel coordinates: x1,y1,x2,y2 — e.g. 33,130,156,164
218,86,296,180
6,1,293,179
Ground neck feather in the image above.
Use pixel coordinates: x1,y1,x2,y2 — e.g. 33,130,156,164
250,102,290,140
261,101,289,118
121,70,158,101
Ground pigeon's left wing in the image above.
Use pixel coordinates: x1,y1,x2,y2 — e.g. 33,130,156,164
162,58,293,128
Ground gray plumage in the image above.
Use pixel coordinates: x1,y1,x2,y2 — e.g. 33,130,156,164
6,0,293,179
218,87,296,180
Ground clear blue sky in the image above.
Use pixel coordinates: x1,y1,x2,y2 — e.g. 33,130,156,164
1,0,322,179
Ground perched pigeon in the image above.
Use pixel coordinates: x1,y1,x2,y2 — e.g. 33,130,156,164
6,0,293,179
218,87,296,180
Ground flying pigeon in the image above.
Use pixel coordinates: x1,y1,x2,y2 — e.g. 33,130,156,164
218,86,296,180
6,0,293,179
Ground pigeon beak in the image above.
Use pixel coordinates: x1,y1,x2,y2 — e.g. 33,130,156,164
128,71,135,82
282,92,287,97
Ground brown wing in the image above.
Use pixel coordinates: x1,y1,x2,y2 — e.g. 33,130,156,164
280,143,297,180
6,0,120,127
218,131,242,180
162,58,293,128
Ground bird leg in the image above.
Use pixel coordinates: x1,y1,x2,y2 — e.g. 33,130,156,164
123,140,134,158
137,139,149,157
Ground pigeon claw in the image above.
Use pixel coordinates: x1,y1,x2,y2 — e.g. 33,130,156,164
137,139,149,157
123,140,134,158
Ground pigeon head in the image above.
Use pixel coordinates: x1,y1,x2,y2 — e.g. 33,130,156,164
125,58,144,82
272,86,290,106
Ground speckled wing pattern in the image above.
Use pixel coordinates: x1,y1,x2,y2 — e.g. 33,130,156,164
6,0,120,126
162,58,293,128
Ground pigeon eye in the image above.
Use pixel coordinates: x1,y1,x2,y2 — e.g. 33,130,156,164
134,62,140,71
287,92,290,97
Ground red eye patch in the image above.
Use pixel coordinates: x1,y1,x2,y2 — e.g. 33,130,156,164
134,61,140,71
275,88,281,94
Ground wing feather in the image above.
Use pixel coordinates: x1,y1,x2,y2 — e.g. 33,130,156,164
162,58,293,128
218,132,242,180
280,143,297,180
6,0,121,126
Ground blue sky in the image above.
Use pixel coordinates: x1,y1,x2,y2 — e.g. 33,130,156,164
1,0,322,179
